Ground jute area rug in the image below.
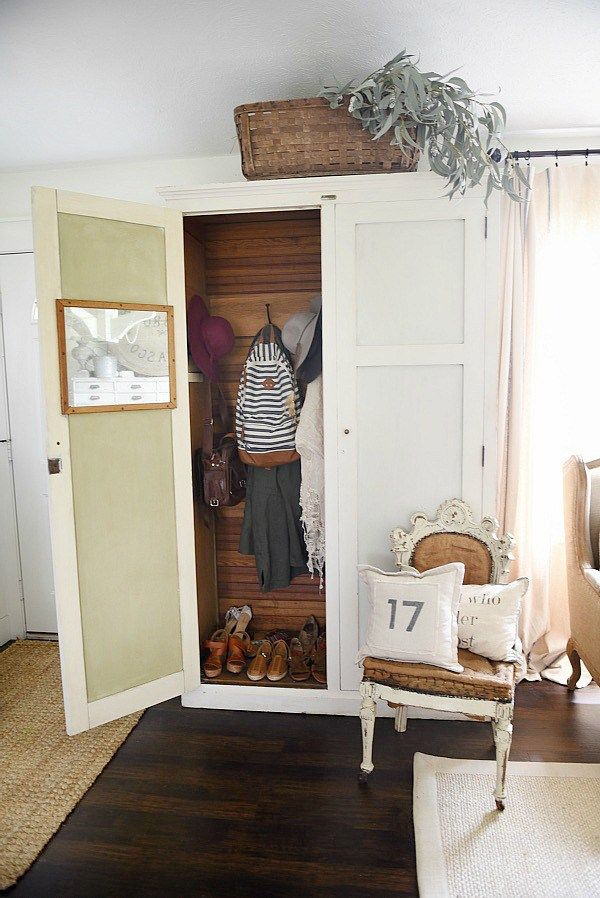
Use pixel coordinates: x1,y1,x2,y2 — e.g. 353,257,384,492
0,640,142,890
414,752,600,898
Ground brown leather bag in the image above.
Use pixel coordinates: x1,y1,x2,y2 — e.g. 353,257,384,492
196,384,246,508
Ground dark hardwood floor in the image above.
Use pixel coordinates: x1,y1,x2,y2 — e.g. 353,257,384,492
10,681,600,898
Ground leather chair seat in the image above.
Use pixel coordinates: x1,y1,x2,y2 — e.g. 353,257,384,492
362,649,516,703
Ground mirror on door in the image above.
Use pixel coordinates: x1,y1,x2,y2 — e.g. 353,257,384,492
56,299,176,413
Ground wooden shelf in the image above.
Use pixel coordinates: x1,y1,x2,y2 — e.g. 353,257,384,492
204,669,327,689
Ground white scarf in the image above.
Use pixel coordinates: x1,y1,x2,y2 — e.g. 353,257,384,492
295,375,325,587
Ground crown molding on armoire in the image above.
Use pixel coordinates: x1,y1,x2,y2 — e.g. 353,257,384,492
156,171,486,213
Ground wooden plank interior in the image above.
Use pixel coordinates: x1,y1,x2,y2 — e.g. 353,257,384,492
184,211,325,635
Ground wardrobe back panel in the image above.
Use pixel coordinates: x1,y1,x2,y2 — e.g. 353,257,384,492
184,211,324,632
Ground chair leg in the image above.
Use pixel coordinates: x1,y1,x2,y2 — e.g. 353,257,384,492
566,638,581,691
492,704,513,811
394,705,408,733
358,682,377,783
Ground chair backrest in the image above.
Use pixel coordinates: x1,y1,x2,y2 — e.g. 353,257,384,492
563,455,600,573
390,499,514,585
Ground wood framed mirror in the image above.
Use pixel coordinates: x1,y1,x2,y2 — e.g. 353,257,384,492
56,299,176,414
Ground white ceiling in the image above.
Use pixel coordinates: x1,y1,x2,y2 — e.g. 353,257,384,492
2,0,599,171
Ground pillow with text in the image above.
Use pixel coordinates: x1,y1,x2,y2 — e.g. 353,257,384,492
357,563,465,673
458,578,529,662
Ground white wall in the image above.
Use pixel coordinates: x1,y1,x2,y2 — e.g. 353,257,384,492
1,128,599,221
0,153,244,220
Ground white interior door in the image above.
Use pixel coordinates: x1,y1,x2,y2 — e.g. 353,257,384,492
335,197,492,690
0,253,56,634
33,188,199,734
0,313,25,644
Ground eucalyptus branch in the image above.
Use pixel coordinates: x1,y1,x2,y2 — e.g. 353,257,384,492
320,51,528,203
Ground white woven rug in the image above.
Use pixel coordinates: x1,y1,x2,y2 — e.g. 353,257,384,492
413,753,600,898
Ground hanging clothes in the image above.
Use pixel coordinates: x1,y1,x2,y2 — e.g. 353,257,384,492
296,310,322,385
295,374,325,587
239,460,308,592
236,323,301,468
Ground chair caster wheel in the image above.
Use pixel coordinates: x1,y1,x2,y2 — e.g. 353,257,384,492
495,798,505,811
358,770,371,784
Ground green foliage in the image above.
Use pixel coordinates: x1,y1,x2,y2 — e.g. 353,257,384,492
321,50,528,203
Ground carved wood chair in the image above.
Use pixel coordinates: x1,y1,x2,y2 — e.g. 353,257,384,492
358,499,517,809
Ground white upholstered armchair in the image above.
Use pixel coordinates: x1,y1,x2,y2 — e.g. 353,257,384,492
563,456,600,688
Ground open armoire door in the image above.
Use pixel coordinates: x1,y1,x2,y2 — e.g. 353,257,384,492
32,188,199,735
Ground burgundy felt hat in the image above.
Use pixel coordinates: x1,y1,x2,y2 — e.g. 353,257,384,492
187,294,235,382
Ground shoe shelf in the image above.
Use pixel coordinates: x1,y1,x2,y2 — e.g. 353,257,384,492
205,670,327,689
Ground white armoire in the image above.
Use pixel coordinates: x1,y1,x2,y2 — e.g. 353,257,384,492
32,172,499,734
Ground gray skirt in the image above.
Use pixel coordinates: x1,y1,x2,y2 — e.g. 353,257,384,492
239,460,308,592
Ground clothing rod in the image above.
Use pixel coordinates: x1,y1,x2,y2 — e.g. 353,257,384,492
510,148,600,161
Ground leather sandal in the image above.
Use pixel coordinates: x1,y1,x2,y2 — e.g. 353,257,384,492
226,632,250,674
246,640,261,659
224,605,252,636
267,640,289,682
312,634,326,684
203,629,229,679
247,640,272,681
299,615,319,658
226,605,253,673
289,637,311,682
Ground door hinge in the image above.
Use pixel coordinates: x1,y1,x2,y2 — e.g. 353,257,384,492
481,445,486,467
484,216,488,239
47,457,62,475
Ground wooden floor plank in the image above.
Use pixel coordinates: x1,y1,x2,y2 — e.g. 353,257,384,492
10,680,600,898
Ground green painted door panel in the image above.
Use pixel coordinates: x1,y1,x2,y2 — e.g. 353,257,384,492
69,411,182,701
58,213,182,702
58,214,167,304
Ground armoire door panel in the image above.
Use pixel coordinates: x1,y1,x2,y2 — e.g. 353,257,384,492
356,218,465,346
356,364,464,645
33,188,198,733
68,411,182,702
336,197,488,690
57,213,168,303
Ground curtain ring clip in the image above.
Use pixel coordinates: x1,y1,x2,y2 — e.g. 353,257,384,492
585,149,589,166
555,150,559,167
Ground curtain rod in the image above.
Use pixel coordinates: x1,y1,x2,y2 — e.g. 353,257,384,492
510,148,600,162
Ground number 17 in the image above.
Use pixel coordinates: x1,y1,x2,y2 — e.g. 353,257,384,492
388,598,424,631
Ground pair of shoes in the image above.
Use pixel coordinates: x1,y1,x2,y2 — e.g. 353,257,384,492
312,634,326,684
289,616,327,684
247,639,288,682
203,606,253,678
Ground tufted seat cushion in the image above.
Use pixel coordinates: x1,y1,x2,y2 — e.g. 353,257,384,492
362,649,516,702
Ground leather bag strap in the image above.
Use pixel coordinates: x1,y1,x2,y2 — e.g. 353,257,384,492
202,382,231,457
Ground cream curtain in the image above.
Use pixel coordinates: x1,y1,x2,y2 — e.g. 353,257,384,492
497,164,600,684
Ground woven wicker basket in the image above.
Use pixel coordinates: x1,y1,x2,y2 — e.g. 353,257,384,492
234,97,419,180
